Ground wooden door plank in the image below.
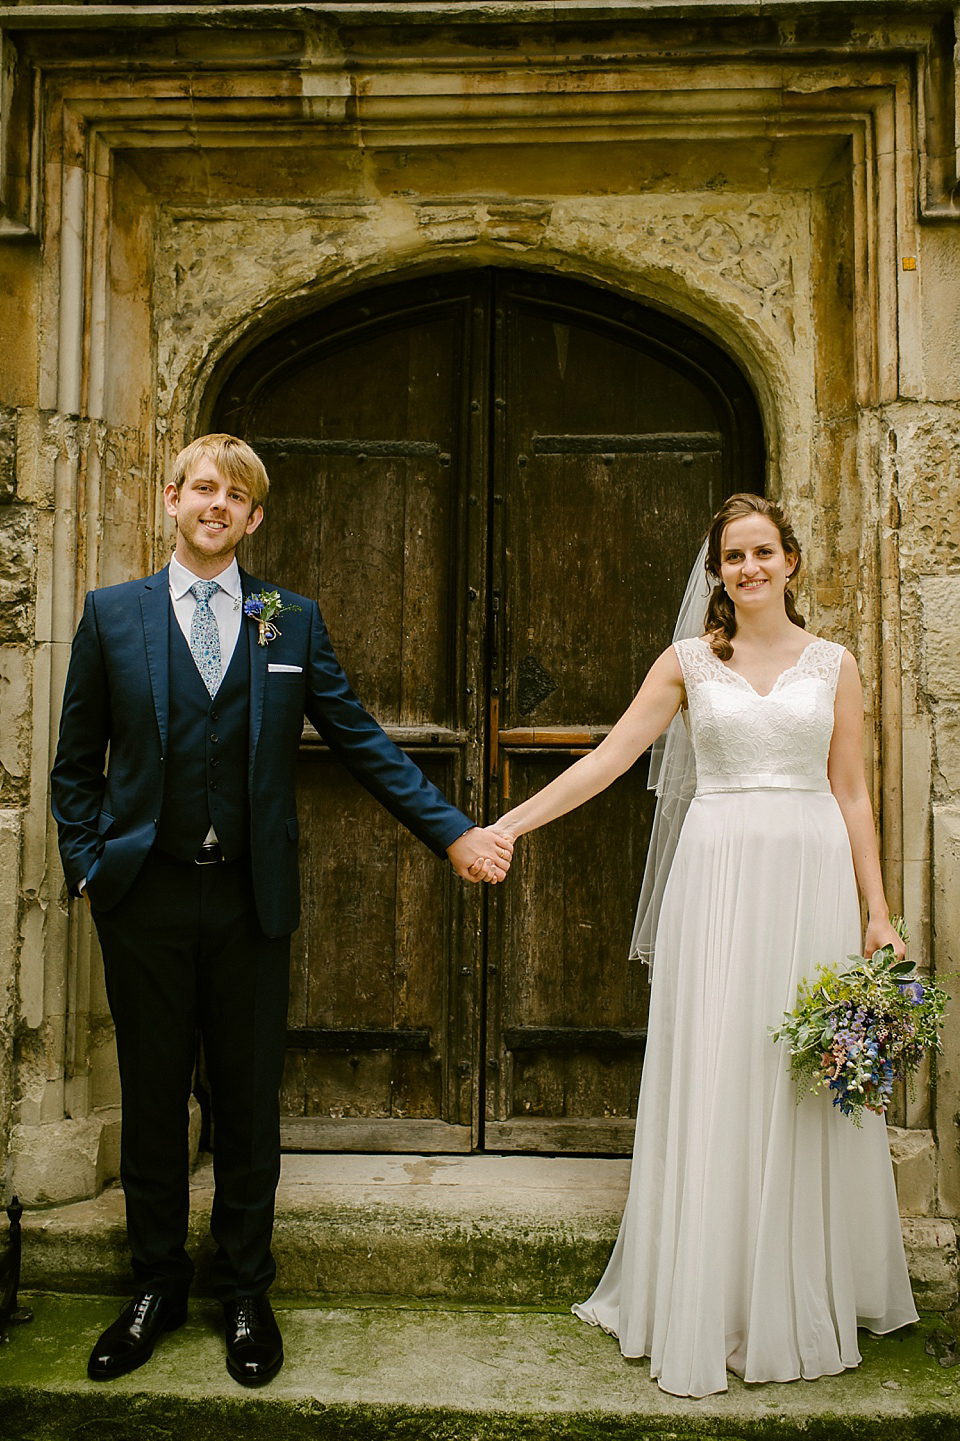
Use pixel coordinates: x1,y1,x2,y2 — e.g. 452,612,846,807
281,1118,473,1154
484,1118,637,1154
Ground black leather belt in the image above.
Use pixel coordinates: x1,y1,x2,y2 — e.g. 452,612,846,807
195,842,224,866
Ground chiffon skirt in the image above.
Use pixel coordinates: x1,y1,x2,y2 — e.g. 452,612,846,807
573,788,918,1398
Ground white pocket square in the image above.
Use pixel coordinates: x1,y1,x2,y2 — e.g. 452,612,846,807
268,664,303,673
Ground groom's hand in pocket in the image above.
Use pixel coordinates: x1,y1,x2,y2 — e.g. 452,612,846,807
447,827,514,883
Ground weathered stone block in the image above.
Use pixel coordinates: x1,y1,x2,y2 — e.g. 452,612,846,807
14,407,58,507
888,1126,937,1217
0,503,35,642
9,1115,108,1207
0,645,30,803
920,226,960,402
89,1022,121,1111
922,577,960,700
95,1105,122,1186
0,809,20,1171
900,1218,960,1311
414,201,482,245
0,405,15,503
0,245,39,410
891,406,960,571
934,704,960,799
485,202,552,248
933,805,960,1218
99,425,151,587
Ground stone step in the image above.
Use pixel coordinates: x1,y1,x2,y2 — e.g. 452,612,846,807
0,1293,957,1441
22,1153,622,1305
20,1153,960,1311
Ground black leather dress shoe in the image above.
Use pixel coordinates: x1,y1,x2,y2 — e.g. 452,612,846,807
223,1296,284,1386
87,1292,188,1380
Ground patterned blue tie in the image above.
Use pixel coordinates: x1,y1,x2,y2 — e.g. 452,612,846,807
189,580,222,696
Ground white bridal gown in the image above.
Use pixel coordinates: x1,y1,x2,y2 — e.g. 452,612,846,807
573,636,917,1398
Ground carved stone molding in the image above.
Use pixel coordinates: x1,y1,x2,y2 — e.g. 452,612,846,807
0,4,958,240
549,199,801,348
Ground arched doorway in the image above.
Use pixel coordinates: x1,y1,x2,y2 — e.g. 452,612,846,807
210,269,764,1153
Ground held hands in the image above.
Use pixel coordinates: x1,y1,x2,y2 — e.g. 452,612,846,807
447,826,515,884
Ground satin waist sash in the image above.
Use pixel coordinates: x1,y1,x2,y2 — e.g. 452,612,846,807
696,772,831,795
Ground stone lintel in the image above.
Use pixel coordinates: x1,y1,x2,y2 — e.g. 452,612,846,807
0,2,954,30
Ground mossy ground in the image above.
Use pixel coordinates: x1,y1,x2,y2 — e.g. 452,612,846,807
0,1294,957,1441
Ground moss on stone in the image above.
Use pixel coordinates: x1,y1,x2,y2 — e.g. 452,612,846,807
0,1295,957,1441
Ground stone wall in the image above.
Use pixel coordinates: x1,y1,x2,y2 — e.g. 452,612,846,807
0,5,956,1298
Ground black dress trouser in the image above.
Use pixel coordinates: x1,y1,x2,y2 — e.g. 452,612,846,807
92,849,291,1299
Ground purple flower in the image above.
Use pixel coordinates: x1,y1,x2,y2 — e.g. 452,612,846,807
899,980,924,1004
243,596,265,619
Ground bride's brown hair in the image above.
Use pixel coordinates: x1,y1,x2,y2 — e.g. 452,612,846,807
704,493,805,660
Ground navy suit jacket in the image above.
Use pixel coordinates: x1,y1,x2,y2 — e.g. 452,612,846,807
51,565,472,937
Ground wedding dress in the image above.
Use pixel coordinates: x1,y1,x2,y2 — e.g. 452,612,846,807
573,635,918,1397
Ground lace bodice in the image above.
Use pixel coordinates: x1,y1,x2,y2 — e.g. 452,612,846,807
674,636,845,788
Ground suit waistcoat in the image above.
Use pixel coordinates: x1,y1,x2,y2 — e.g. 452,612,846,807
154,609,251,862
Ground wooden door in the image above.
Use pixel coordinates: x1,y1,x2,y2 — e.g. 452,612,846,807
209,270,762,1153
214,275,490,1152
484,274,759,1151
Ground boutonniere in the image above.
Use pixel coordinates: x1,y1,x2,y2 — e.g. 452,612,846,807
243,590,301,646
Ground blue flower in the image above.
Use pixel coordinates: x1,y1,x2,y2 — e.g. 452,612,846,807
242,589,301,646
899,981,924,1004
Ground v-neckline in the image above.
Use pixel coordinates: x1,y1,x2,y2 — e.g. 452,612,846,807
699,636,824,699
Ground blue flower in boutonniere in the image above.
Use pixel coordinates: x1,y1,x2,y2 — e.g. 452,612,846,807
243,590,301,646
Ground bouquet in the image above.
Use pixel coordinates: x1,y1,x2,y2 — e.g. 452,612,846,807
770,921,948,1126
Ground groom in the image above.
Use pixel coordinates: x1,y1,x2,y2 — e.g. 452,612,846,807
51,434,512,1386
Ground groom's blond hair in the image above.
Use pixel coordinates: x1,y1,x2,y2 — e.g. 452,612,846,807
171,434,270,510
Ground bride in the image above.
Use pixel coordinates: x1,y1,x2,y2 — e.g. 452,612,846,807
479,492,917,1397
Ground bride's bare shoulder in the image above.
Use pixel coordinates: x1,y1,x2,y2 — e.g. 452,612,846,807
655,643,686,674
